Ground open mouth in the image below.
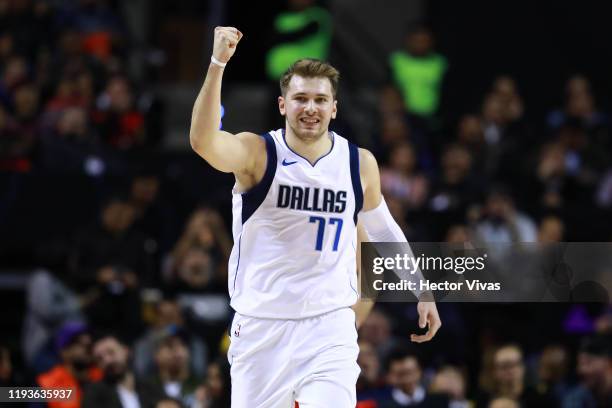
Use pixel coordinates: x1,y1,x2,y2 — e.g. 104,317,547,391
299,118,320,126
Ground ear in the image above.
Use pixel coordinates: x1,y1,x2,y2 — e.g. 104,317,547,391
278,96,286,116
331,99,337,119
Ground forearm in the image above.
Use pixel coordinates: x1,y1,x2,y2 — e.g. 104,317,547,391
352,298,375,329
190,63,225,150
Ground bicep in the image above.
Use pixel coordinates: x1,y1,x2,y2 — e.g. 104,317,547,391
192,131,262,174
359,149,382,211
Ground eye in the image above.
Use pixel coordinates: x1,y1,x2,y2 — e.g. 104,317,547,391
295,96,306,102
316,98,327,103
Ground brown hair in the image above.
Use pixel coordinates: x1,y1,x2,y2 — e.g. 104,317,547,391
279,58,340,98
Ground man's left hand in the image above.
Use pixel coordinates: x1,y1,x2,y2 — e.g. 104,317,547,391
411,301,441,343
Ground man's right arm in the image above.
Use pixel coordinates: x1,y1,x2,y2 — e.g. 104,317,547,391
189,27,265,179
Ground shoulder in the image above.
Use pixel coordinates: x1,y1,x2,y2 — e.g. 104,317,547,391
235,131,267,150
358,147,380,179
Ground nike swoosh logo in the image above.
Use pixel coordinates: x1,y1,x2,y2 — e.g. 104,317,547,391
282,159,298,166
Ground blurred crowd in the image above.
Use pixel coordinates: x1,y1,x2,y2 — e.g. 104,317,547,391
1,0,611,407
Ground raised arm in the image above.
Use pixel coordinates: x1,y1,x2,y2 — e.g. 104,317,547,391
190,27,265,179
358,148,442,343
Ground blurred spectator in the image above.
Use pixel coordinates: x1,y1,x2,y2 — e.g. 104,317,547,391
381,349,448,407
428,144,481,239
477,344,555,408
36,322,102,408
69,195,154,340
547,75,608,132
562,335,612,407
82,334,165,408
473,187,537,244
92,75,146,150
142,325,203,408
133,299,208,381
193,358,231,408
0,344,13,386
357,340,391,404
429,366,470,408
163,207,232,285
389,26,448,118
536,344,570,405
537,215,564,243
380,142,429,210
22,270,86,374
488,397,519,408
359,308,402,364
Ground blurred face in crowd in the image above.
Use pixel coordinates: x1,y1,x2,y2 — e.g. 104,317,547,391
107,77,133,112
178,249,214,288
2,56,27,88
61,333,93,370
388,356,422,395
93,337,129,383
430,366,466,400
381,115,410,146
14,84,40,120
57,107,88,139
442,145,472,184
406,29,433,56
389,142,416,175
493,346,524,388
156,301,184,327
206,362,226,398
279,75,337,142
154,337,190,378
489,398,520,408
538,345,568,383
577,351,610,390
357,341,380,384
359,310,391,346
457,115,484,145
445,225,470,244
102,200,135,233
482,94,504,125
538,217,564,243
131,175,159,206
156,399,182,408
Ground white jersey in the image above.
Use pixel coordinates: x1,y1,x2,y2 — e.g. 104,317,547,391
228,129,363,319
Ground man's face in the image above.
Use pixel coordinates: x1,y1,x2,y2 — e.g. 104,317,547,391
62,333,92,369
577,352,609,389
155,337,190,375
493,347,524,386
278,75,337,141
388,357,421,395
93,337,129,382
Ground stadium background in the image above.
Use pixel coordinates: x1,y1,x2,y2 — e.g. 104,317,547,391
0,0,611,407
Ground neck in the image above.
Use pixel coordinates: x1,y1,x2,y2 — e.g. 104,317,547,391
284,126,332,165
498,381,523,399
160,367,188,383
119,372,135,391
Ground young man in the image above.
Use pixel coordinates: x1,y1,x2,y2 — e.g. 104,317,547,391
190,26,441,408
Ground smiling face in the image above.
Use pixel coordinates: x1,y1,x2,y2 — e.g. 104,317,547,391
278,75,337,142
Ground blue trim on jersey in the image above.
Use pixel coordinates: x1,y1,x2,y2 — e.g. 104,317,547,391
231,234,242,298
241,133,277,224
349,142,363,224
281,129,335,167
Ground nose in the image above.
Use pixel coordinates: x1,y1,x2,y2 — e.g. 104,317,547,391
305,99,316,114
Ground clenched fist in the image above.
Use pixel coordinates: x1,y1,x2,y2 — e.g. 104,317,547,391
212,26,243,64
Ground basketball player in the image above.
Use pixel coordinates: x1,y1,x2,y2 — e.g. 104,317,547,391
190,26,441,408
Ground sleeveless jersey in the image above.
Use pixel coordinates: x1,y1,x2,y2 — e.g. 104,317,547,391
228,129,363,319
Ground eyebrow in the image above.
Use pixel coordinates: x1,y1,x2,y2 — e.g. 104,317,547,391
292,92,330,97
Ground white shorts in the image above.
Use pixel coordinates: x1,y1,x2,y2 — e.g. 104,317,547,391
228,307,360,408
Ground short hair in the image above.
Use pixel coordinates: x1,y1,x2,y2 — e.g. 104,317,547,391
279,58,340,98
